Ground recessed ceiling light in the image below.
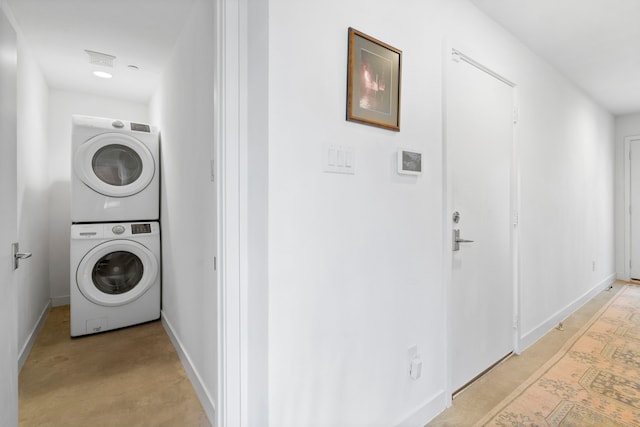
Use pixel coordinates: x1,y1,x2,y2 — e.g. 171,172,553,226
93,71,113,79
127,65,139,70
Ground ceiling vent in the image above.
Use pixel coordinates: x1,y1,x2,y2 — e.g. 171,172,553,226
85,49,116,67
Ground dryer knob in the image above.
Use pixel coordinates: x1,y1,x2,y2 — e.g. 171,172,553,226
112,120,125,129
112,225,126,235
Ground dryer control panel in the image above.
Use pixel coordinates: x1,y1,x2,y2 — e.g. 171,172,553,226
132,223,152,234
131,122,150,133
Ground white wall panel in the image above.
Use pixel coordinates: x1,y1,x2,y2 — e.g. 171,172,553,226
149,0,217,421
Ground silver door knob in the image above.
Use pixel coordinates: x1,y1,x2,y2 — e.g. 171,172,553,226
452,229,474,252
12,242,32,270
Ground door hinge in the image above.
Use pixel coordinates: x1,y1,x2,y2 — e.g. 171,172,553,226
630,259,632,269
512,211,519,226
513,107,519,124
513,317,519,329
214,256,217,271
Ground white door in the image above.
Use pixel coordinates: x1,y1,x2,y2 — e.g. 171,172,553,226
447,52,514,393
0,6,19,426
629,140,640,279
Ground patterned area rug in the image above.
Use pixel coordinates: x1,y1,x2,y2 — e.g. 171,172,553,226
476,285,640,426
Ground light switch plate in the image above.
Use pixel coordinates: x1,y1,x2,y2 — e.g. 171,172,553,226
324,144,355,174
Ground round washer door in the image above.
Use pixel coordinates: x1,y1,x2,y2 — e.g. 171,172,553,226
76,240,159,307
74,133,155,197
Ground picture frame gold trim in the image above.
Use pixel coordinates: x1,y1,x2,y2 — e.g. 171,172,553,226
347,27,402,131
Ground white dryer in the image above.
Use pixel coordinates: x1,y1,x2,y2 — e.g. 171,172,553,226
71,115,159,223
70,222,161,337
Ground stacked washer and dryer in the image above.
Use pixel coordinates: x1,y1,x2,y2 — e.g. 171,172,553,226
70,115,161,337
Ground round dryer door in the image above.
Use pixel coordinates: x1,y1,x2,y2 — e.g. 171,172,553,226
76,240,159,307
74,133,155,197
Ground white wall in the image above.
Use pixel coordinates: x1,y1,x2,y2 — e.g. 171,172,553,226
265,0,615,425
47,89,148,305
149,0,217,421
16,32,50,365
614,113,640,278
515,59,615,346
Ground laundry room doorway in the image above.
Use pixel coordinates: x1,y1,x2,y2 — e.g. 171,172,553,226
0,5,19,424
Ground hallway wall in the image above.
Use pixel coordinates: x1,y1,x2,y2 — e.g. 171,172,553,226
265,0,615,425
15,18,49,369
47,90,148,305
149,0,217,420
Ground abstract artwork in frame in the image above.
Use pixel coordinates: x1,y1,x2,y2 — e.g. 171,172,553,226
346,27,402,131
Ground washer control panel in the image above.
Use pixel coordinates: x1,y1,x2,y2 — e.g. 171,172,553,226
72,222,158,239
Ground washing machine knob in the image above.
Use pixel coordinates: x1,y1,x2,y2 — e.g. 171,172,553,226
112,225,126,235
112,120,125,129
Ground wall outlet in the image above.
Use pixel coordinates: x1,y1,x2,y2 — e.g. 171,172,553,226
407,345,421,380
409,357,422,380
407,345,418,360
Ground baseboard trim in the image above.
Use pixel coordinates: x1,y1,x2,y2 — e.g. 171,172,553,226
18,300,51,372
50,295,70,307
161,310,216,426
518,273,616,351
395,389,448,427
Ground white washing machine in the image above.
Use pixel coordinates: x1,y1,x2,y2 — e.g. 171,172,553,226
70,222,161,337
71,115,159,223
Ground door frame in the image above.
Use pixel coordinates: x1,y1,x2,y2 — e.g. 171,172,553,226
442,43,521,401
216,0,243,425
623,135,640,281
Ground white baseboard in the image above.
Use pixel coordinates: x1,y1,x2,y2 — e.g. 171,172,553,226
50,295,70,307
18,300,51,372
395,389,448,427
161,310,216,426
518,273,616,351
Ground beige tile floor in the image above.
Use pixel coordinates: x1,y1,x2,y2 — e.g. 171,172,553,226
19,306,210,427
427,281,624,426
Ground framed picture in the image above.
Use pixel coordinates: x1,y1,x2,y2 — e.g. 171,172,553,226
347,27,402,131
397,149,422,175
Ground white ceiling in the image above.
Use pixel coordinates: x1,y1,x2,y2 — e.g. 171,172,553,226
9,1,639,115
469,0,640,116
7,0,196,103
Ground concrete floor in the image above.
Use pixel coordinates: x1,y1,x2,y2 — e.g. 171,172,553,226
427,281,623,426
19,306,209,427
